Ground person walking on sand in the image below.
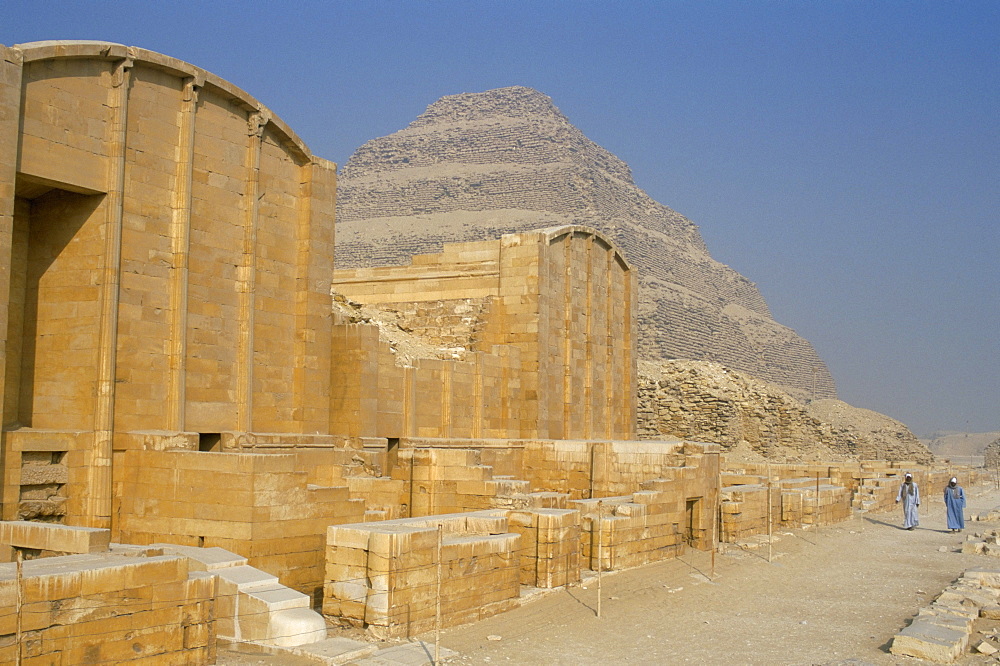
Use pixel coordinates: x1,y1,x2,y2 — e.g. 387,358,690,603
896,473,920,530
944,477,965,532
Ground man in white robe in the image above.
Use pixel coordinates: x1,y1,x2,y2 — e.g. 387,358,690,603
896,473,920,530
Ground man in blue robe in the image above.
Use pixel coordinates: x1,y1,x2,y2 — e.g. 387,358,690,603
896,473,920,530
944,477,965,532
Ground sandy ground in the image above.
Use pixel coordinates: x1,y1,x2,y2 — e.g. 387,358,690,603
432,482,1000,665
217,482,1000,665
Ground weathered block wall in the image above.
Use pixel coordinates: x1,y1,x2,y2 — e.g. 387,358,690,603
116,450,366,598
1,430,93,525
0,553,215,664
574,487,687,572
380,297,493,349
395,438,719,509
395,448,533,517
324,512,521,639
330,320,524,439
0,41,337,528
333,225,637,440
719,478,854,542
725,461,981,502
506,508,581,588
334,86,838,401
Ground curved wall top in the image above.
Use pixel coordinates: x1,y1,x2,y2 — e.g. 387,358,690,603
12,40,315,163
530,224,633,273
0,39,340,525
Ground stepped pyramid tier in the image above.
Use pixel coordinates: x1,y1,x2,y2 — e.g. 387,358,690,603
336,86,836,400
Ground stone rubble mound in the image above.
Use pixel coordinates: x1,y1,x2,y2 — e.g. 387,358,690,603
335,85,836,400
638,359,933,463
890,565,1000,663
985,438,1000,470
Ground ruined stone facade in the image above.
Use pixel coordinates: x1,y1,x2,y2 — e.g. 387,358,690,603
0,41,337,529
334,86,837,401
0,40,976,658
332,226,637,440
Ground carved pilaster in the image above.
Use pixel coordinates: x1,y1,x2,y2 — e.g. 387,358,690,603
167,76,202,431
236,108,268,433
90,50,134,528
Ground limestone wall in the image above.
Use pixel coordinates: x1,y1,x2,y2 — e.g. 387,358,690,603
719,477,852,543
396,437,719,506
333,225,637,440
324,512,522,639
334,86,837,400
0,552,215,664
115,450,366,599
329,320,524,439
0,41,337,528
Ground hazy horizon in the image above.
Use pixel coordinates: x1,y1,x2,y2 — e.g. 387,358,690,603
5,1,997,436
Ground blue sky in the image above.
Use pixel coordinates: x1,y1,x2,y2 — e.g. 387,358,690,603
4,1,998,436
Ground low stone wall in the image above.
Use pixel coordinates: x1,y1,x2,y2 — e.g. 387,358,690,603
573,480,693,571
324,511,521,638
719,475,853,543
0,552,215,664
506,508,581,588
398,437,719,505
116,450,366,599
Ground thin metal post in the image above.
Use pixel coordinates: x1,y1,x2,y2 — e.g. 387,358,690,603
767,465,773,563
597,500,603,618
16,549,23,666
435,524,442,664
712,459,720,580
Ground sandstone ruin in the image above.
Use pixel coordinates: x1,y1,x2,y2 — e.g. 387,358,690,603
0,40,974,663
334,85,836,402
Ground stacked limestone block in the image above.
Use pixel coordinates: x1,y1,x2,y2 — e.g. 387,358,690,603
324,512,520,638
519,439,713,500
852,476,900,513
0,552,215,664
116,450,365,598
719,473,853,541
521,440,597,499
799,483,852,526
0,41,337,531
345,476,410,521
329,319,524,440
333,226,637,442
573,482,694,572
576,498,656,571
723,461,984,520
398,448,536,517
0,521,109,560
392,438,719,525
720,483,773,543
891,569,1000,663
506,508,581,588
